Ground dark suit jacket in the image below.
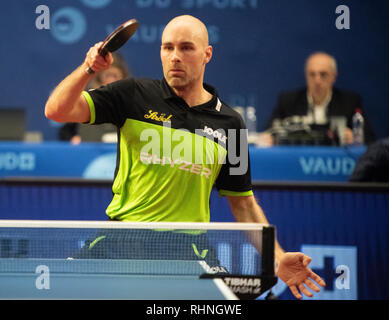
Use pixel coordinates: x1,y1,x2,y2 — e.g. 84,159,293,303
266,87,376,144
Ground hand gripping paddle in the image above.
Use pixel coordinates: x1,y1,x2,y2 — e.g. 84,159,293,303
86,18,139,74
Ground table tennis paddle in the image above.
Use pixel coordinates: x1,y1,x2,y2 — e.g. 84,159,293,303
86,18,139,74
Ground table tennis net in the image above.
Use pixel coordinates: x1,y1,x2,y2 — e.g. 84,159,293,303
0,221,274,277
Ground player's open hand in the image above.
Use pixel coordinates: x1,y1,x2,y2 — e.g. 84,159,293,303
277,252,326,299
84,42,114,74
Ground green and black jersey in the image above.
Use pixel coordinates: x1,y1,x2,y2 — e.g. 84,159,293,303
83,78,253,222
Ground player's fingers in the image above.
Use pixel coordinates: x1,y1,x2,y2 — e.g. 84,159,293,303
105,52,114,64
85,51,97,68
92,61,107,71
95,41,104,50
302,254,312,267
90,44,102,57
86,43,104,62
289,285,302,300
86,52,111,73
90,60,110,73
309,270,326,287
304,278,320,292
94,54,109,66
298,283,313,298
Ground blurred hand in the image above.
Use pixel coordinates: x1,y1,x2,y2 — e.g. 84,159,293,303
277,252,326,299
70,135,81,145
343,127,354,145
84,42,114,74
255,132,274,147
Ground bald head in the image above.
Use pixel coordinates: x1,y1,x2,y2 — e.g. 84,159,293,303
305,52,338,103
160,15,213,99
305,52,337,74
162,15,209,48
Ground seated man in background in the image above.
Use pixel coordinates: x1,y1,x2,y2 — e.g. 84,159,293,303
58,53,130,144
260,52,375,146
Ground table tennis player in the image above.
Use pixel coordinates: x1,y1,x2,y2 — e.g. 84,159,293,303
45,14,325,299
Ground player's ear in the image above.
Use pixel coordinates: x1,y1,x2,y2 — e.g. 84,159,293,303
204,45,213,64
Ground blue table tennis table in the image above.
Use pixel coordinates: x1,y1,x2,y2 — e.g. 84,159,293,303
0,258,238,300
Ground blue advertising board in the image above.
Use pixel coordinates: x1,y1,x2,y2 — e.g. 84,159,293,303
0,142,366,182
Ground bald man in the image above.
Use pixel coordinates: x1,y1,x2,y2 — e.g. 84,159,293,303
262,52,375,146
45,15,325,299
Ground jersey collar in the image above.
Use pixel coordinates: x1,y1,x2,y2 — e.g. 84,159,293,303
160,78,222,113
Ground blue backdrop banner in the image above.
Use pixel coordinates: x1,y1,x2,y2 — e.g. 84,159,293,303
1,1,388,140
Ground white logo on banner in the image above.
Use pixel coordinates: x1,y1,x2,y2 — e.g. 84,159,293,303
35,5,50,30
35,265,50,290
301,245,358,300
299,156,355,176
83,153,116,180
335,5,350,30
0,152,35,171
81,0,112,9
50,7,87,44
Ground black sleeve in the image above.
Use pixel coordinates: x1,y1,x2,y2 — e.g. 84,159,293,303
86,79,135,127
349,138,389,182
215,115,252,194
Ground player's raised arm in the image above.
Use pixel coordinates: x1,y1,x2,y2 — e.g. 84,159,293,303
44,42,113,123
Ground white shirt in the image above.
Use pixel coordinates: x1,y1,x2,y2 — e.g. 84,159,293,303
306,91,332,125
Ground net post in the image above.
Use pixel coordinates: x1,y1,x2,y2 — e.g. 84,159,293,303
261,225,275,276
